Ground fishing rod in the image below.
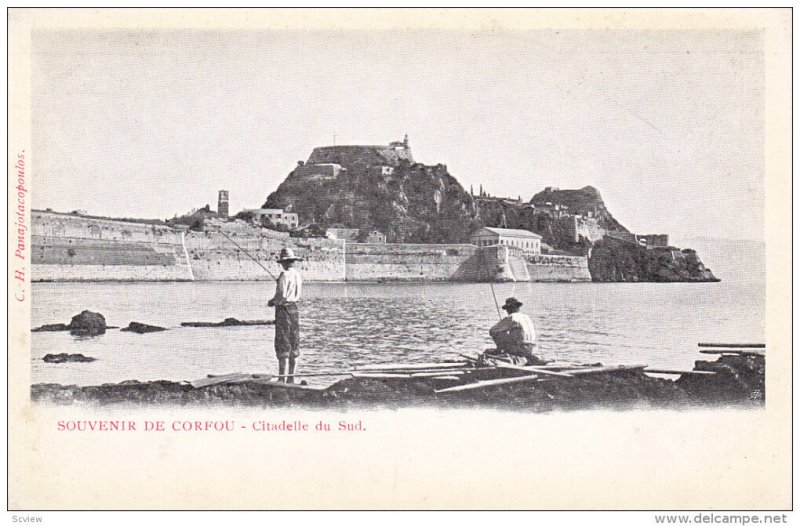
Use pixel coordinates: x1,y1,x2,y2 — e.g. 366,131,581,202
480,248,503,320
207,223,278,281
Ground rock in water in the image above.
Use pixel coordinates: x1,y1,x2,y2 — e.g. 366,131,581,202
220,317,262,326
43,353,97,363
181,318,274,327
121,322,167,334
32,323,70,332
67,310,107,336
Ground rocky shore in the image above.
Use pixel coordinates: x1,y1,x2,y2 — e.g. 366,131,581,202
589,237,719,282
31,354,763,410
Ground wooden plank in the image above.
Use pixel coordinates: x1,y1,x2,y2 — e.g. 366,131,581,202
357,368,475,376
644,369,716,376
568,365,648,376
435,374,541,394
527,364,597,370
355,362,469,371
351,372,411,379
190,372,250,388
244,378,327,391
410,371,467,378
699,349,765,357
698,343,765,349
493,362,574,377
251,372,353,379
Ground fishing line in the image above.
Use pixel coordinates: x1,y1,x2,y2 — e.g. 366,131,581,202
480,248,503,320
207,223,278,281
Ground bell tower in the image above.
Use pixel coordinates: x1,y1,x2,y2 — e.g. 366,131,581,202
218,190,229,217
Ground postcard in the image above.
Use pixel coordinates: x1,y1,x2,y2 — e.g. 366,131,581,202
7,8,791,510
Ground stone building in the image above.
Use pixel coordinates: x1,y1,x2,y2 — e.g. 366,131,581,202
326,227,360,241
636,234,670,248
469,227,542,256
293,162,344,180
218,190,229,217
304,137,414,168
245,208,299,229
365,230,387,243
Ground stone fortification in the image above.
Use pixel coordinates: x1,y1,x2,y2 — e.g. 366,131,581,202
307,144,414,167
32,210,192,281
32,210,593,283
186,231,346,282
562,215,606,244
344,244,589,283
33,210,178,243
345,243,483,282
526,255,592,282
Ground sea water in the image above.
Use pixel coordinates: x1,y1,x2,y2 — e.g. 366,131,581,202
31,276,764,387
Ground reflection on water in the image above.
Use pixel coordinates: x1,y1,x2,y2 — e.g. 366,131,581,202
31,280,764,387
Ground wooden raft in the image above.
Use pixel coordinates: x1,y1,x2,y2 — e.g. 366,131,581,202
698,342,765,357
188,341,754,393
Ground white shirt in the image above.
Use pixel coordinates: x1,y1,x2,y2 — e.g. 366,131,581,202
272,267,302,305
490,311,536,344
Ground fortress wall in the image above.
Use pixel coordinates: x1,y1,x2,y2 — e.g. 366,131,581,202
185,232,346,282
561,215,606,244
473,245,530,282
307,145,413,167
342,244,534,282
32,219,192,281
526,255,592,282
32,210,179,244
32,236,181,266
187,258,345,282
577,218,606,243
345,243,480,282
32,211,190,282
505,246,531,282
32,212,590,283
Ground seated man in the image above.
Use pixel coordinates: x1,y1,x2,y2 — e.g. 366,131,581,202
482,297,546,366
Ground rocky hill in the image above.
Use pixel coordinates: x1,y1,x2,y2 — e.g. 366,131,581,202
530,186,628,232
262,140,718,282
263,141,481,243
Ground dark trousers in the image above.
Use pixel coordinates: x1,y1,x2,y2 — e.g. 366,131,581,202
487,339,545,365
274,303,300,359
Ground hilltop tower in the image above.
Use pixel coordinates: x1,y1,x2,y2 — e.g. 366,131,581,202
218,190,229,217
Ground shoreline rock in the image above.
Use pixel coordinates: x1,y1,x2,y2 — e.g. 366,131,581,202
33,311,110,336
121,322,167,333
30,355,764,408
589,238,719,283
32,323,70,332
43,353,97,364
68,310,107,336
181,318,274,327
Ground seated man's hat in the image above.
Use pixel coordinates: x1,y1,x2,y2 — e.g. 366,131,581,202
501,297,523,311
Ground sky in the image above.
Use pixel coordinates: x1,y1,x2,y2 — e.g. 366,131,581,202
32,29,764,241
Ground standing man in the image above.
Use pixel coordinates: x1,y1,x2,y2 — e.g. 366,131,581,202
268,247,304,383
483,297,546,366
